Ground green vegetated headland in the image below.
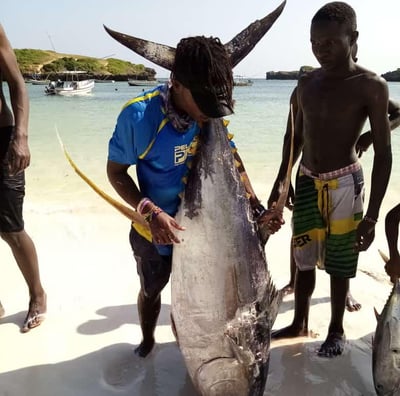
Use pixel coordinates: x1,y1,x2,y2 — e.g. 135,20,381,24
14,48,157,81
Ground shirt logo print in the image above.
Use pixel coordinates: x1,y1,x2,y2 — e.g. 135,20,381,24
174,145,188,165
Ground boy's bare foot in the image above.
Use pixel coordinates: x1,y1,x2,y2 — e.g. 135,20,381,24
271,324,309,339
21,293,47,333
0,300,4,318
134,338,155,358
345,291,361,312
317,332,345,357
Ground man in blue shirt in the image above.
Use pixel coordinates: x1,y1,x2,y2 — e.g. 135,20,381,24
107,36,283,357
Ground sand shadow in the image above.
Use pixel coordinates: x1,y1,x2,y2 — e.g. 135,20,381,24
0,310,27,330
77,303,171,335
278,296,331,314
0,342,196,396
267,332,376,395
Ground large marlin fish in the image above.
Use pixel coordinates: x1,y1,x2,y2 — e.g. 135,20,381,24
373,251,400,396
171,118,281,395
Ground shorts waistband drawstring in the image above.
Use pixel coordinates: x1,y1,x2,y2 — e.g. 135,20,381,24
300,162,361,181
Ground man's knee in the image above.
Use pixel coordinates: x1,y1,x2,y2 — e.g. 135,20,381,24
143,273,170,299
0,230,25,248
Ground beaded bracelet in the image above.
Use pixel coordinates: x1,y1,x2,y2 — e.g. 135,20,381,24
137,197,151,215
144,205,164,223
363,215,377,224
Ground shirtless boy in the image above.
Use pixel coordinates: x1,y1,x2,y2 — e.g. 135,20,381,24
0,24,46,332
270,46,400,312
269,2,392,357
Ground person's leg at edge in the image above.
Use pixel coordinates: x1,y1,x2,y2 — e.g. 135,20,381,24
0,230,46,332
130,227,172,358
272,268,315,338
318,275,348,357
281,240,297,296
0,300,4,317
135,288,162,358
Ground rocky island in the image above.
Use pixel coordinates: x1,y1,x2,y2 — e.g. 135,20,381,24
266,66,400,81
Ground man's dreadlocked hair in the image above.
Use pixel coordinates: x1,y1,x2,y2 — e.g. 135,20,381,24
312,2,357,33
172,36,234,113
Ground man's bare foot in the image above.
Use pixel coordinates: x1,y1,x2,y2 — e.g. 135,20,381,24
0,300,4,318
21,293,47,333
317,332,345,357
271,324,309,339
134,338,155,358
345,291,361,312
281,283,294,296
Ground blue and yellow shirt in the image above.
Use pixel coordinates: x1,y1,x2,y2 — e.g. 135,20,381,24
108,83,235,255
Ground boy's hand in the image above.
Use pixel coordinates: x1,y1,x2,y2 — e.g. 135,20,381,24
384,255,400,284
258,208,285,235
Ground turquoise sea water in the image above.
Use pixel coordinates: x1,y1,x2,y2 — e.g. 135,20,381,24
23,79,400,218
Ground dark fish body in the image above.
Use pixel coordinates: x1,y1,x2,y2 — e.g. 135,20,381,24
171,119,280,396
373,279,400,395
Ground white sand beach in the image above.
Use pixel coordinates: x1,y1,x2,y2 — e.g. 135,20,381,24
0,193,392,396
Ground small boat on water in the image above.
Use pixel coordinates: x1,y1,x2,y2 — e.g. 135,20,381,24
31,79,51,85
26,73,51,85
95,77,115,83
233,76,253,87
45,71,95,96
127,79,158,87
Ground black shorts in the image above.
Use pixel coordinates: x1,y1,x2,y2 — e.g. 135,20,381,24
0,126,25,233
129,227,172,298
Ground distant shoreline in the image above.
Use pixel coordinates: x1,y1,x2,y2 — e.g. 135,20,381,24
266,68,400,81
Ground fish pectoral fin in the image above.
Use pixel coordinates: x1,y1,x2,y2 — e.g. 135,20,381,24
225,302,270,367
378,249,389,263
225,333,255,367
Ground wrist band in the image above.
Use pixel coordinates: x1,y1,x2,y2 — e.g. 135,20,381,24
363,215,377,224
252,203,266,219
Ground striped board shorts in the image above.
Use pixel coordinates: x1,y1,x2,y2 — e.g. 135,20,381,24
292,162,364,278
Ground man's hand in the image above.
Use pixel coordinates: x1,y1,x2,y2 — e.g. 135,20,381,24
354,218,375,252
355,131,372,158
7,135,30,176
257,208,285,235
149,211,185,245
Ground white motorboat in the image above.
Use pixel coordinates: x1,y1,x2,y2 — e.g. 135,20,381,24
45,71,95,96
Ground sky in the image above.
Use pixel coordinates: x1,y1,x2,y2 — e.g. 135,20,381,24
3,0,400,78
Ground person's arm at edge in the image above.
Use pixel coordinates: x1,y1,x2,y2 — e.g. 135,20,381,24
267,86,303,209
384,204,400,282
0,24,30,174
356,98,400,157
